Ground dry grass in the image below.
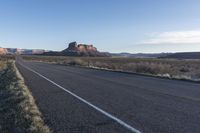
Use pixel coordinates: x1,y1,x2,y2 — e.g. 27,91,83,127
0,55,14,71
0,56,51,133
22,55,200,81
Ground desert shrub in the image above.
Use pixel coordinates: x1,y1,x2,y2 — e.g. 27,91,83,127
66,58,87,66
134,62,158,74
22,55,200,81
179,67,190,72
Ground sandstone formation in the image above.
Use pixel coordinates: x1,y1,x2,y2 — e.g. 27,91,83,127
0,48,7,55
1,42,110,57
66,42,97,52
61,42,101,56
44,42,110,57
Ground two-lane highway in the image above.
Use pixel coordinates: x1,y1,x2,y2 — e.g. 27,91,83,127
16,58,200,133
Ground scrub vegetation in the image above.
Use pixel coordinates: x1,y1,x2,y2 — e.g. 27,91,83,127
22,55,200,82
0,56,50,133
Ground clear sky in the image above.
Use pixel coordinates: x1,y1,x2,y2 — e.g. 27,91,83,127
0,0,200,53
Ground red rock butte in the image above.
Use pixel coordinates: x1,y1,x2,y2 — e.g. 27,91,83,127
67,42,98,52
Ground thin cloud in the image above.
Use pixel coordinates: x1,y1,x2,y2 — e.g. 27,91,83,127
142,30,200,44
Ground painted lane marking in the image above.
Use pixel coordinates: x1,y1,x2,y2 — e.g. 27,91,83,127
18,61,141,133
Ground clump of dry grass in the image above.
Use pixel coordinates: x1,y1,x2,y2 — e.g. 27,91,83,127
58,58,88,66
0,55,14,70
0,59,51,133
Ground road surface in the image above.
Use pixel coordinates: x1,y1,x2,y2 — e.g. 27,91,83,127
16,58,200,133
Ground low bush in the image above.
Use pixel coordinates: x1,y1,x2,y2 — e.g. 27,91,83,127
22,55,200,81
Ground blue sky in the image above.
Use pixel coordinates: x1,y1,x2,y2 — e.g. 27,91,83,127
0,0,200,53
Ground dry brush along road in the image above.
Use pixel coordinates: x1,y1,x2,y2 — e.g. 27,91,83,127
16,57,200,133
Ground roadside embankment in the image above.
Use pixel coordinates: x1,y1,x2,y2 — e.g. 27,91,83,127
0,58,51,133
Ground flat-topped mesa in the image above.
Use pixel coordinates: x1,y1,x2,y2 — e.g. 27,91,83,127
66,42,98,52
44,41,110,57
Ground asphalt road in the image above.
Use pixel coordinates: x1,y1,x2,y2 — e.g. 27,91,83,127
16,58,200,133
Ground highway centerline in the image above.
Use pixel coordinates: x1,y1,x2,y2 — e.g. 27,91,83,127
17,61,141,133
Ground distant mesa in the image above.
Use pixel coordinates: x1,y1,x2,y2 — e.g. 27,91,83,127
160,52,200,59
44,41,110,57
62,42,99,56
64,42,97,53
111,52,173,58
0,47,7,55
0,47,45,55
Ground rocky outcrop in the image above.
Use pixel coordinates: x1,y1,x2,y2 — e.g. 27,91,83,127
60,42,103,56
66,42,97,52
0,48,7,55
43,41,109,57
59,42,109,56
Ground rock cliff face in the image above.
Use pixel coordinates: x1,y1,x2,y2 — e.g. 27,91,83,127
59,42,109,56
0,48,7,55
66,42,97,52
62,42,97,55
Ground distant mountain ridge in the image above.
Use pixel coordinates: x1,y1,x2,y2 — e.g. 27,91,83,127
111,52,200,59
111,52,173,58
160,52,200,59
1,44,200,59
0,47,45,55
0,47,7,54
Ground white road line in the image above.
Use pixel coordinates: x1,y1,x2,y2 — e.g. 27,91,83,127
17,61,142,133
